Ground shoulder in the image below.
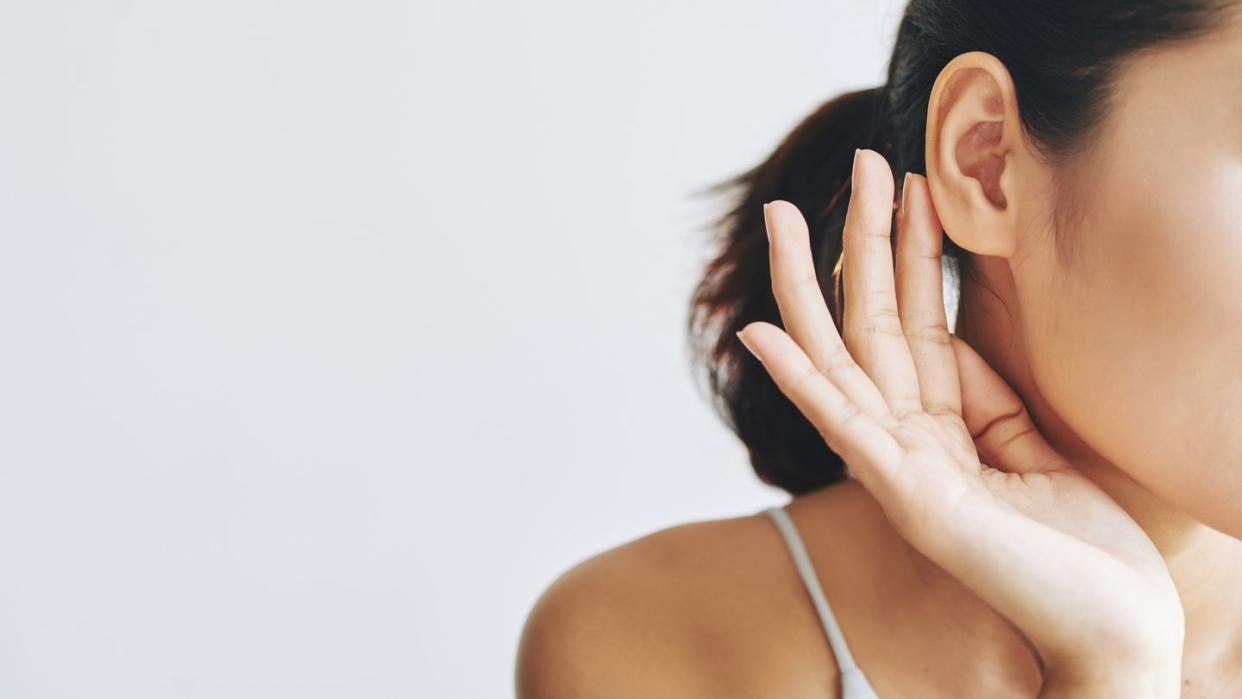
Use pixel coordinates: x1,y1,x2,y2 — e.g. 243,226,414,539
515,506,844,699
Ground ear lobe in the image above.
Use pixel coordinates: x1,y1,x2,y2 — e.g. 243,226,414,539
925,51,1024,259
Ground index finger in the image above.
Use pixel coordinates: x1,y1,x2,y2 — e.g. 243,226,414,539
736,321,904,498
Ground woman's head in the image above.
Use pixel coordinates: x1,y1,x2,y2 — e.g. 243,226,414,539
689,0,1242,533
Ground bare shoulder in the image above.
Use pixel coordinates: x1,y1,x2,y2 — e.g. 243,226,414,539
515,505,844,699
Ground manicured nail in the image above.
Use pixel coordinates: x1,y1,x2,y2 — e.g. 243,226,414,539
762,202,771,241
851,148,862,192
736,329,757,358
900,171,912,220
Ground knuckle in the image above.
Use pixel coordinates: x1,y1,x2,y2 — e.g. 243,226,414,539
922,400,959,417
972,405,1035,452
862,288,896,305
837,399,864,429
867,303,903,323
993,423,1037,454
818,400,864,454
821,347,860,375
860,318,906,338
891,396,925,418
792,362,823,393
790,272,824,293
904,323,952,347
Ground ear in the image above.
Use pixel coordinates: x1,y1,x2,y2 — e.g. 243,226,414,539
923,51,1040,259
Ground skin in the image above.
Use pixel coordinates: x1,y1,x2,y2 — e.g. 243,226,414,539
517,12,1242,698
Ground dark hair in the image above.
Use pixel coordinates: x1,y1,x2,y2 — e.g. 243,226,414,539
687,0,1236,496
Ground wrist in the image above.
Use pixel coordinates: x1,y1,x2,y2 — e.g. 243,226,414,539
1037,622,1184,699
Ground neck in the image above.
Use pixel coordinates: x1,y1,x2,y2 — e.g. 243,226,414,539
950,254,1242,673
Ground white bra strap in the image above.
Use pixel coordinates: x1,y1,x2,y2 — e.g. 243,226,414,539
763,505,859,672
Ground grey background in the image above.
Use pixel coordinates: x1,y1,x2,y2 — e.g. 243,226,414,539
0,1,912,696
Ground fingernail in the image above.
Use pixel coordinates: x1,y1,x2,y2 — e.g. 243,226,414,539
762,201,771,241
736,329,757,357
900,171,912,220
851,149,861,190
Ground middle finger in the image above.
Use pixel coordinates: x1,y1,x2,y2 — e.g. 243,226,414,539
841,148,923,417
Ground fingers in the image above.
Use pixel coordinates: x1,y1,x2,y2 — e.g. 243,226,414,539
763,200,891,422
950,334,1066,474
737,321,902,491
894,172,962,417
842,148,923,417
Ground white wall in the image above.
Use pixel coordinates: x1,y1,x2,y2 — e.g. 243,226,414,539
0,1,908,696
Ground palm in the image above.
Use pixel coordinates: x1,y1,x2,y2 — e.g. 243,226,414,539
892,408,1180,668
892,408,1142,558
736,150,1181,674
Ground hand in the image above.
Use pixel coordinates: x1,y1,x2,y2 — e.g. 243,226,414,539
736,149,1184,691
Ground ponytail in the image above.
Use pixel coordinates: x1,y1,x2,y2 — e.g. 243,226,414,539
686,86,904,495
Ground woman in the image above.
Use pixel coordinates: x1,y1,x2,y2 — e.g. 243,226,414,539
517,1,1242,696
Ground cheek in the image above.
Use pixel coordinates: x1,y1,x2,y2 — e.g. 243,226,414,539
1028,159,1242,535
